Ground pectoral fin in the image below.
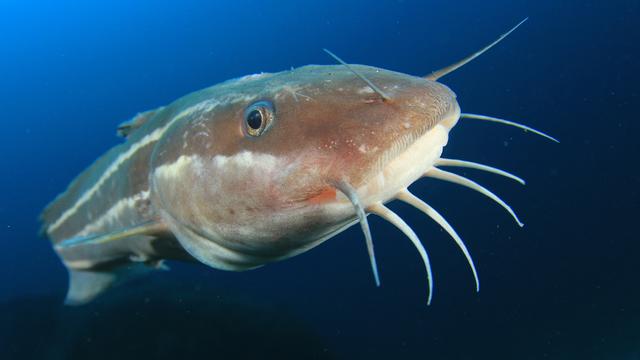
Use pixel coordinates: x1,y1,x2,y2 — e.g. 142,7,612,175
65,262,162,305
58,221,171,305
65,269,117,305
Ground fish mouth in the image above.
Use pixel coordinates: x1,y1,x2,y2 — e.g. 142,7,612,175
330,107,462,303
355,103,461,207
332,100,558,305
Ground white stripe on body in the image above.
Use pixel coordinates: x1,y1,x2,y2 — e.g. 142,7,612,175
73,190,150,238
47,100,220,233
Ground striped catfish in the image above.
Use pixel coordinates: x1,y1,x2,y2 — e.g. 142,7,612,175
41,19,556,305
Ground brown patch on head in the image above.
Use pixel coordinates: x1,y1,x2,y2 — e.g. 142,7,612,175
149,64,459,266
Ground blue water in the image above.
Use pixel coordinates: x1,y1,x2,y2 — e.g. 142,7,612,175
1,0,638,359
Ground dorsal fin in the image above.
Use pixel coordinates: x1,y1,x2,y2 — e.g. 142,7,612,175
117,107,164,138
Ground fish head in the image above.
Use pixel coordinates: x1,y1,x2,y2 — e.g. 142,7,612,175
150,65,460,270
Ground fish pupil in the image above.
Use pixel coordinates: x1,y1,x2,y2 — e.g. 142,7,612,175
247,109,263,130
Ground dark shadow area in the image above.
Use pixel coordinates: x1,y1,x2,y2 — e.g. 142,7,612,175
0,279,332,360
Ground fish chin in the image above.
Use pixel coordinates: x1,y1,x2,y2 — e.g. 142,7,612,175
159,209,259,271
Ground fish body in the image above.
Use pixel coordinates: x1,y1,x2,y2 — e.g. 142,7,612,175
41,20,555,305
41,65,458,303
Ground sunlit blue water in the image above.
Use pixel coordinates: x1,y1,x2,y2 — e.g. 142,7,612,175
1,1,638,359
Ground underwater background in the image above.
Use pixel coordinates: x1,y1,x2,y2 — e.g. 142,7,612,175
1,0,638,359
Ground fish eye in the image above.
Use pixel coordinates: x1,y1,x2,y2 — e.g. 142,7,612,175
243,101,275,137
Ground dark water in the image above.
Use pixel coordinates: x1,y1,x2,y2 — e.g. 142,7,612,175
1,1,638,359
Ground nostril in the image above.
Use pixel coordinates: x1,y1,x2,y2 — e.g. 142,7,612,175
362,94,387,104
323,48,391,101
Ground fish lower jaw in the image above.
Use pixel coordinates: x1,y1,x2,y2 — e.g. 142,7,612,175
356,122,452,208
